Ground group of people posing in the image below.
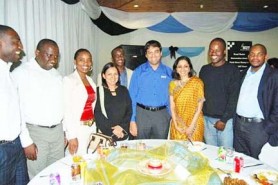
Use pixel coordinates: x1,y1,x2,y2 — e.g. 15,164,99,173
1,24,278,185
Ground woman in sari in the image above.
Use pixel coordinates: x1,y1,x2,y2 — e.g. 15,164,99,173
169,56,205,141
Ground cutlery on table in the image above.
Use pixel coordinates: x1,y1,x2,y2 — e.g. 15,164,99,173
243,163,263,168
217,168,231,177
39,175,48,178
188,138,194,146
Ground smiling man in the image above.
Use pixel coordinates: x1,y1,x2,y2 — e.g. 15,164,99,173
11,39,64,179
97,46,133,88
235,44,278,159
199,37,240,148
129,40,172,139
0,24,29,185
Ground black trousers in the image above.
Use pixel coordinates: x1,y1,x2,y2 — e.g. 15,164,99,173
234,115,268,159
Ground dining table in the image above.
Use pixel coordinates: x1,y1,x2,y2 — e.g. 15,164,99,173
28,139,278,185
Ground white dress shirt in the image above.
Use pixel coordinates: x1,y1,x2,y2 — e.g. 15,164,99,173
236,63,265,118
0,59,21,141
11,58,63,146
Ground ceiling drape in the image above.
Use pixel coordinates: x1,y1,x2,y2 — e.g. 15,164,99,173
61,0,278,35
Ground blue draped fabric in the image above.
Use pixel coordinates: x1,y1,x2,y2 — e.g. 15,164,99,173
148,15,192,33
231,12,278,32
148,13,277,34
177,47,205,57
162,48,171,57
162,47,204,58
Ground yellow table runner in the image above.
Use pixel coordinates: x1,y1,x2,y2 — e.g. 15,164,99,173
84,141,222,185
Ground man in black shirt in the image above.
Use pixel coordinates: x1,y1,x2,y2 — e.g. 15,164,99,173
199,38,240,148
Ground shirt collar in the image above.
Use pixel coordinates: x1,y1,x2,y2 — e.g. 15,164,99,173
31,57,55,73
0,58,12,70
247,63,266,76
144,61,163,71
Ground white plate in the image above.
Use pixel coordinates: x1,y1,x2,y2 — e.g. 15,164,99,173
138,159,172,177
187,141,205,152
251,169,278,184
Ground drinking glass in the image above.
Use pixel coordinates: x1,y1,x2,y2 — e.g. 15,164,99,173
225,147,235,164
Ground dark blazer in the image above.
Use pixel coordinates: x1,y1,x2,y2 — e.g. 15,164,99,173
240,64,278,146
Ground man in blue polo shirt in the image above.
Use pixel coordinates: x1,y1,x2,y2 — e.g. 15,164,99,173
129,40,172,139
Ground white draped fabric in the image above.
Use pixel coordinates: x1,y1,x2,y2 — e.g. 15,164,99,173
101,7,169,29
80,0,101,20
78,0,238,33
100,8,238,33
171,12,238,33
0,0,97,76
0,0,210,77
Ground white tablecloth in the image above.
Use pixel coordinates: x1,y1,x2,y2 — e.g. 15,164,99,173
28,139,277,185
259,142,278,170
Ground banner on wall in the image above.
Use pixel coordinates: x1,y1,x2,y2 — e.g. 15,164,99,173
121,45,147,70
227,41,252,71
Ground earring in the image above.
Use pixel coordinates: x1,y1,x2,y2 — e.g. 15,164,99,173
73,64,76,69
89,66,93,71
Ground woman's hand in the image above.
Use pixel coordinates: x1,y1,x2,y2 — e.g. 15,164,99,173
112,125,124,138
68,138,78,155
173,119,186,134
175,125,186,134
185,125,195,139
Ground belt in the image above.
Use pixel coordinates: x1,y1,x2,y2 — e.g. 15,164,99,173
26,123,60,129
82,119,95,127
0,137,17,145
137,103,166,111
0,140,11,145
237,115,264,123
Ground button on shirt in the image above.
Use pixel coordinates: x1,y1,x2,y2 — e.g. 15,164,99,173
236,63,265,119
11,58,63,129
0,59,21,141
129,62,172,121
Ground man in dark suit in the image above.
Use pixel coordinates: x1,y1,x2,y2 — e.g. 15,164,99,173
234,43,278,159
